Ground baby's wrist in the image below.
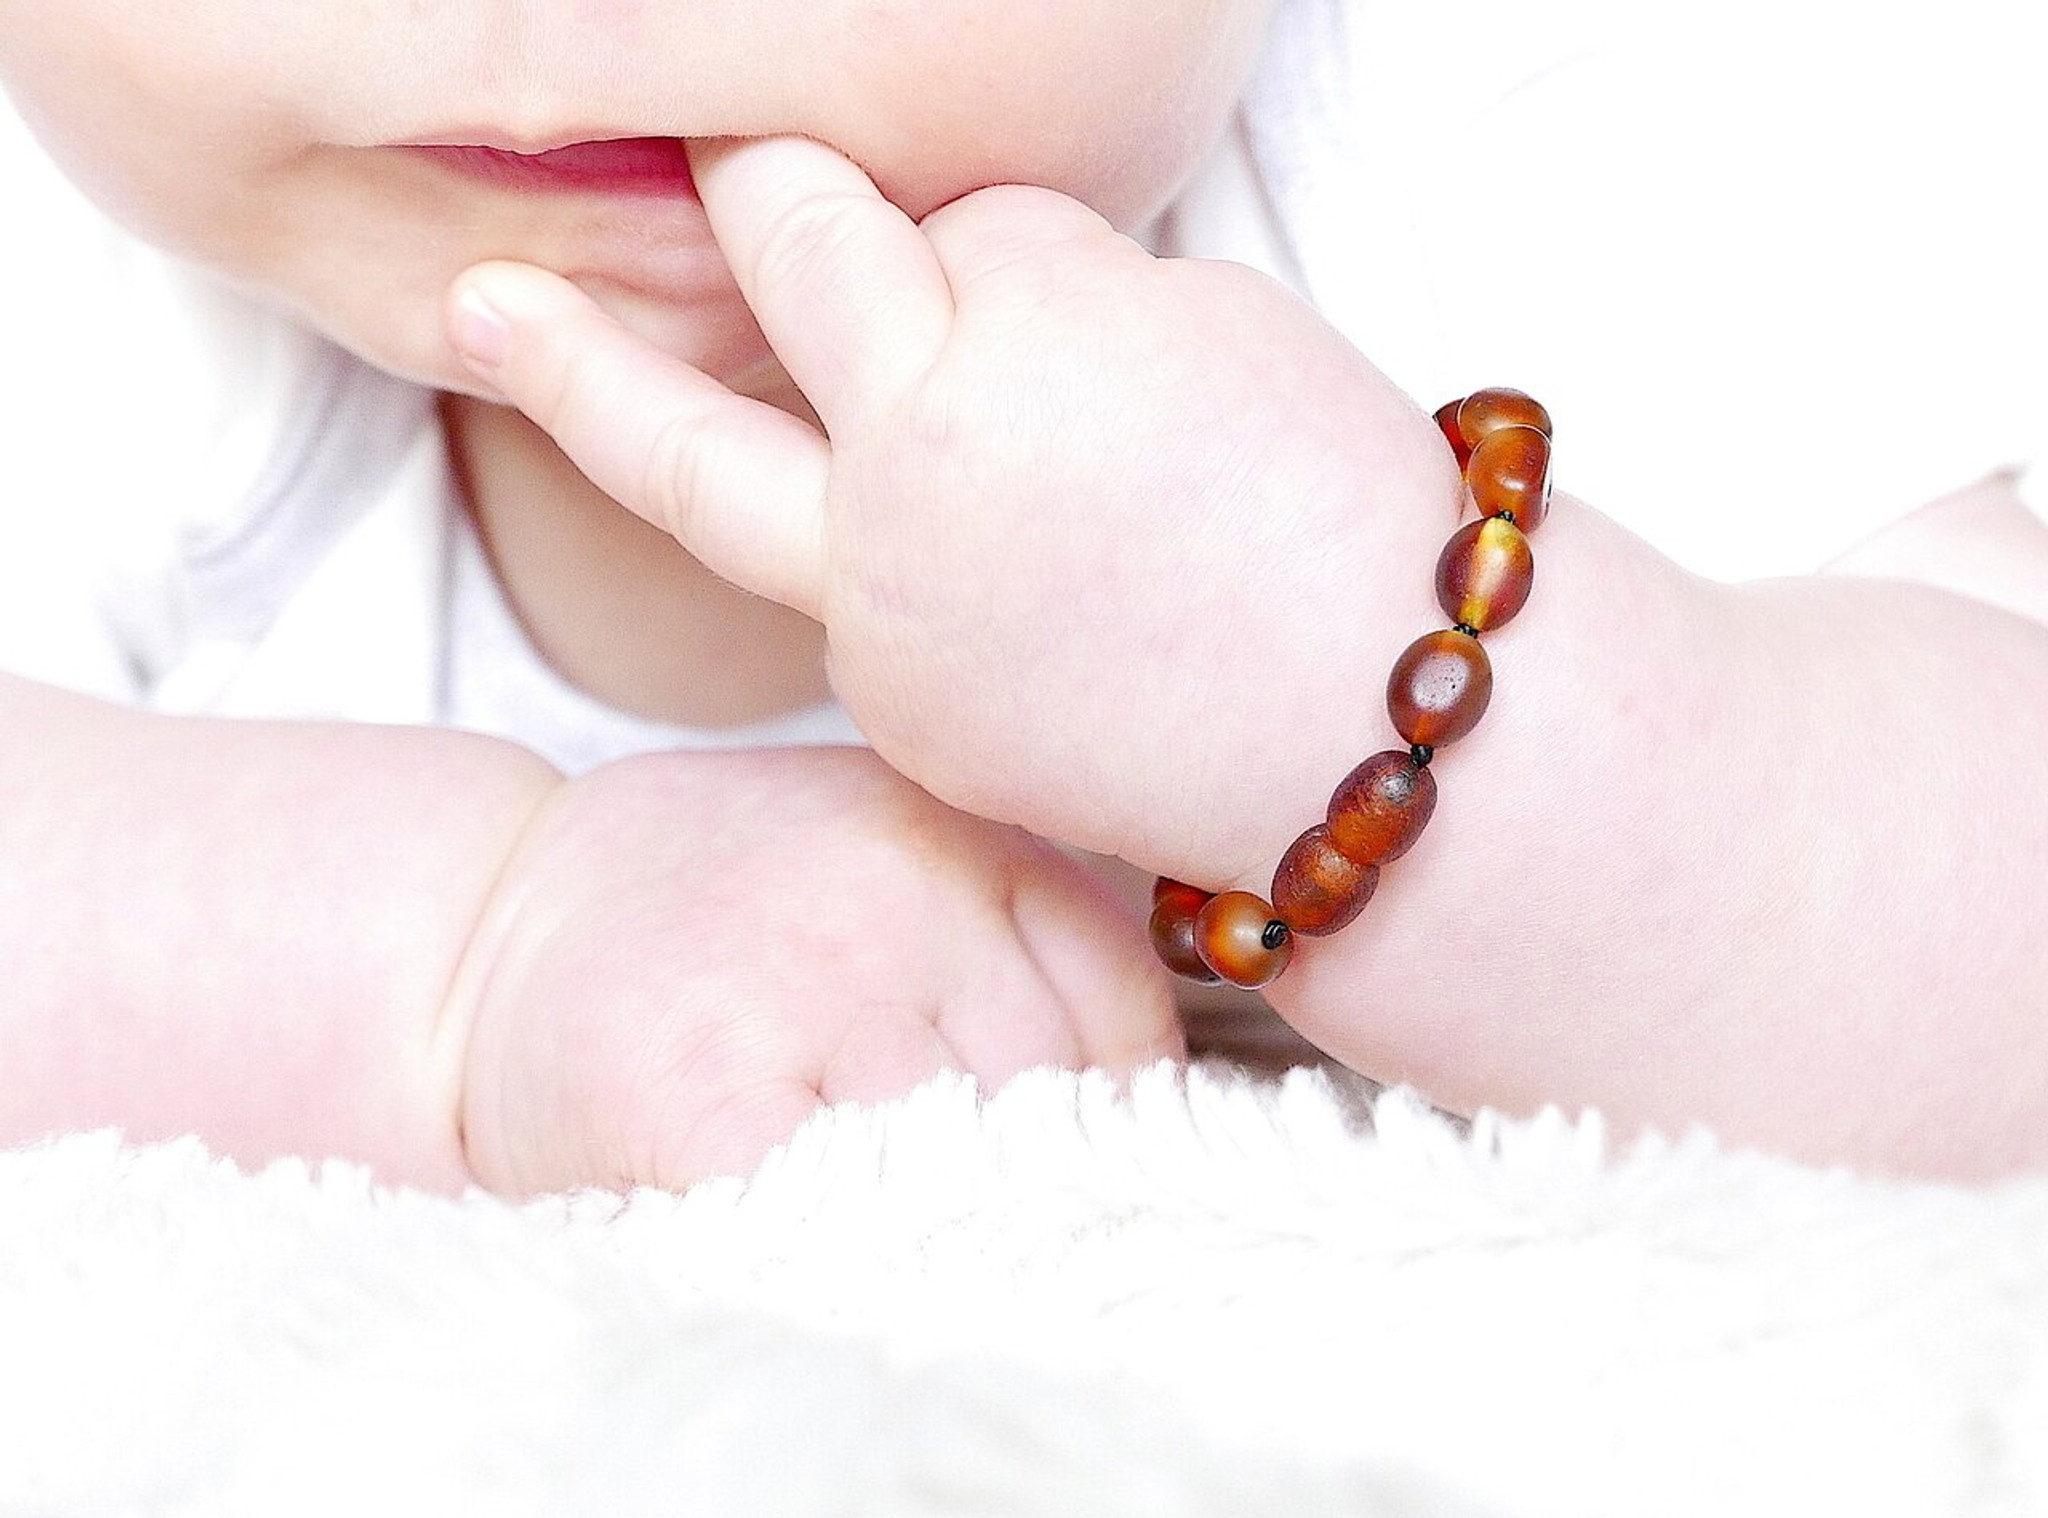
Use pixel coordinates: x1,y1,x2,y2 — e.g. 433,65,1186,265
318,734,567,1195
431,761,579,1195
1210,489,1725,1088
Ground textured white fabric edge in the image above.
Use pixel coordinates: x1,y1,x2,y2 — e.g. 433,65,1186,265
4,1065,2044,1517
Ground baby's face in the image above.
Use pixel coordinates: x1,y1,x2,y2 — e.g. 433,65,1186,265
0,0,1273,398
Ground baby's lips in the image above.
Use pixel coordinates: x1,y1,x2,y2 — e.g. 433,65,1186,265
399,138,699,199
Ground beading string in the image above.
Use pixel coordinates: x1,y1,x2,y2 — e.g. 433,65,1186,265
1149,388,1554,989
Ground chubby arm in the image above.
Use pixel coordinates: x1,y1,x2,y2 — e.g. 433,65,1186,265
1260,491,2048,1180
0,671,561,1188
449,134,2048,1179
1815,470,2048,627
1074,486,2048,1166
0,672,1180,1195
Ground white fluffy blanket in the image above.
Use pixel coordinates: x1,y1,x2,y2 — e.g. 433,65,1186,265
3,1065,2045,1516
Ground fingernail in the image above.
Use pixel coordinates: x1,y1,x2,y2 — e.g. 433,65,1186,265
451,286,510,370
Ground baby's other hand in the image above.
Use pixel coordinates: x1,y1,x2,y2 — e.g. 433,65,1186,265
449,747,1180,1196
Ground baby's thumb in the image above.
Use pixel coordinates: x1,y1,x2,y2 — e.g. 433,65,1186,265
444,261,831,620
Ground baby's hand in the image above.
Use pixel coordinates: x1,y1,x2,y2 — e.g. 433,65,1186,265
447,135,1456,885
449,746,1179,1195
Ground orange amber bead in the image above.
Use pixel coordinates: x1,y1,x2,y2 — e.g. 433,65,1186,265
1326,750,1438,866
1468,425,1552,532
1272,825,1380,936
1387,630,1492,748
1456,387,1552,448
1432,398,1474,470
1194,891,1294,989
1436,516,1534,632
1148,879,1220,984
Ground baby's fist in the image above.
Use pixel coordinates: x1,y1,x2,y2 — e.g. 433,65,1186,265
448,134,1454,881
447,747,1180,1195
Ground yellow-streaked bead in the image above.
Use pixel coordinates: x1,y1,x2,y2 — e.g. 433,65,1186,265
1436,516,1535,633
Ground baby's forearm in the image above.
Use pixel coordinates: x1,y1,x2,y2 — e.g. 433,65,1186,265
1251,495,2048,1179
0,673,562,1188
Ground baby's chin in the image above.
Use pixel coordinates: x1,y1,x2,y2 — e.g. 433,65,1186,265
577,277,803,413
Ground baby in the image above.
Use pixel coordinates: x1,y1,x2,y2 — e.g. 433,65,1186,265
1,0,2043,1194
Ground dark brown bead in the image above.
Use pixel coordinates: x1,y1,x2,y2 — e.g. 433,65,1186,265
1153,877,1211,914
1387,629,1493,749
1435,516,1534,633
1272,825,1380,936
1194,891,1294,989
1468,424,1552,533
1456,387,1552,447
1432,398,1474,470
1148,882,1221,985
1326,750,1438,866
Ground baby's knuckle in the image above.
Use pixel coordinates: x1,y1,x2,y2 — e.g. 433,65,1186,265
951,181,1076,224
534,339,613,446
748,189,885,297
640,401,711,543
924,186,1126,294
926,181,1105,244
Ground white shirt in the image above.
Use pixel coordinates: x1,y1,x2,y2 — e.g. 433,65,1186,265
0,92,860,771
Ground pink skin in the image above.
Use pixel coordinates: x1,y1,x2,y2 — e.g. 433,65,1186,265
9,1,2046,1183
0,685,1181,1195
445,137,2048,1180
0,0,1275,399
453,748,1183,1196
0,0,1283,1189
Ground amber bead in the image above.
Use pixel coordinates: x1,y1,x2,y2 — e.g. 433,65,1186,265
1468,424,1552,533
1435,516,1534,633
1152,877,1211,914
1149,879,1221,984
1387,629,1492,748
1456,387,1553,448
1193,891,1294,989
1326,750,1438,866
1272,825,1380,937
1432,398,1474,470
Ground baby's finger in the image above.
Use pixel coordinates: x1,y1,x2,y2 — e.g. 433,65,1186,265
813,1014,964,1109
689,135,953,427
1006,867,1186,1080
447,262,831,619
935,934,1088,1090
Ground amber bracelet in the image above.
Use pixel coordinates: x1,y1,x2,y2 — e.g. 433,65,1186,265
1149,387,1554,990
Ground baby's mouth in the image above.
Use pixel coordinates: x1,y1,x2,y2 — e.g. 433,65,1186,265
401,138,698,200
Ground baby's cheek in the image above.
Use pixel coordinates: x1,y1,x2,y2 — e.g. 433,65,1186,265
0,4,291,275
837,0,1269,229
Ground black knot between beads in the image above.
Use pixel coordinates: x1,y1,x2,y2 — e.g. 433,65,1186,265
1452,622,1481,639
1410,744,1434,768
1261,920,1291,951
1497,509,1519,525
